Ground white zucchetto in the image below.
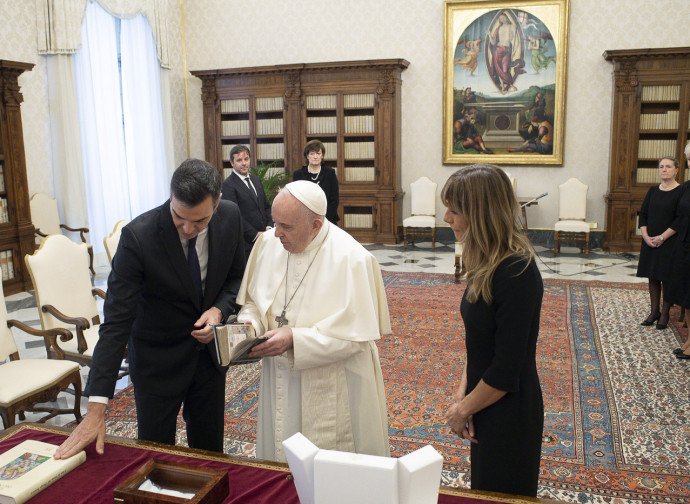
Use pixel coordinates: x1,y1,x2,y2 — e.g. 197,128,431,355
283,180,327,216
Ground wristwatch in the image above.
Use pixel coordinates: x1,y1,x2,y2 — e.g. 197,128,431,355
659,236,665,241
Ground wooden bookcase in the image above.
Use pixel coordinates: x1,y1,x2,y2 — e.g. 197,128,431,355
603,47,690,251
192,59,409,243
0,60,35,295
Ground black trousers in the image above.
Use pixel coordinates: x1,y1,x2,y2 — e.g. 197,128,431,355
133,348,226,452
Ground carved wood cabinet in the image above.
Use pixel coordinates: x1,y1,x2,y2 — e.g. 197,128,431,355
192,59,409,243
0,60,36,294
603,47,690,251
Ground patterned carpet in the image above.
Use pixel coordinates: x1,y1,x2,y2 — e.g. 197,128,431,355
101,272,690,503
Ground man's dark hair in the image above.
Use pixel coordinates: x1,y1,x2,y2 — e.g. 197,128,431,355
170,158,221,206
229,145,251,162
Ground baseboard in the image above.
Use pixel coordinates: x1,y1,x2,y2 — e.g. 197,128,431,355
403,227,606,249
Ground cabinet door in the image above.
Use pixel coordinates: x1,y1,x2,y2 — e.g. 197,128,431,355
635,84,683,186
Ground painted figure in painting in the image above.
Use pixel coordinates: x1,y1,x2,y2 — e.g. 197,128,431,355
526,92,546,120
485,11,525,92
508,113,553,154
455,37,483,75
454,114,493,154
527,32,555,73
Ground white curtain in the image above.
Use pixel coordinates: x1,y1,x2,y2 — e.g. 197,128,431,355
46,55,88,229
74,1,131,255
120,13,168,217
74,1,168,256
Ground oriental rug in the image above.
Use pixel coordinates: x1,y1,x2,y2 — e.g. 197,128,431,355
101,272,690,504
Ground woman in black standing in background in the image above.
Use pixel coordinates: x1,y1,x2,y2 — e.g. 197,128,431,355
636,157,683,329
293,139,340,224
443,165,544,497
666,144,690,358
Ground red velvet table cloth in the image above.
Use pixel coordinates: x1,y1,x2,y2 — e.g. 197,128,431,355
0,424,537,504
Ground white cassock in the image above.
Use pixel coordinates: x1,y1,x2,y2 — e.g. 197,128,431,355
236,220,391,462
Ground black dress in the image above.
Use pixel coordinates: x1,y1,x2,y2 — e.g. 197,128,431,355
293,165,340,224
461,256,544,497
666,182,690,308
636,185,683,281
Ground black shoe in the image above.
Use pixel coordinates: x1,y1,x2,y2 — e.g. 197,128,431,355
673,348,684,355
675,352,690,360
641,313,661,326
656,322,668,330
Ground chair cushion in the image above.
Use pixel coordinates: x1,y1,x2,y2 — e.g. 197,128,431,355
555,220,590,233
403,216,436,227
57,325,99,358
0,359,80,406
454,242,463,256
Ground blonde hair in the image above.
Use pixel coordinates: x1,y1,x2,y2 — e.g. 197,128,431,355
441,164,534,304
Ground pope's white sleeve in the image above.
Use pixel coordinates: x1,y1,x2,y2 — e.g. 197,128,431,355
237,301,266,336
291,327,367,370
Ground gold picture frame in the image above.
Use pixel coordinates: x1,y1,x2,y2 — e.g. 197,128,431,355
443,0,570,165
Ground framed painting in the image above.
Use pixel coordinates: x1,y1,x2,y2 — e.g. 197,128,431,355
443,0,570,165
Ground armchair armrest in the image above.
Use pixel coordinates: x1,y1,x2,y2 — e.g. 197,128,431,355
41,304,89,354
7,319,74,360
35,228,49,238
92,288,106,299
60,224,89,243
41,305,90,330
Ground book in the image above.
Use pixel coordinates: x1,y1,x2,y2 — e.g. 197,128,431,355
211,322,267,366
0,440,86,504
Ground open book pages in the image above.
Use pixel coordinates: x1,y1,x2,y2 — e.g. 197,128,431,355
0,440,85,504
212,323,267,366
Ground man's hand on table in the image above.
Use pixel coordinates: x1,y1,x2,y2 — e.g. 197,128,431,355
54,402,107,459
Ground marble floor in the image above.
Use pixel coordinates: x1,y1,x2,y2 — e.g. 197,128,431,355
1,242,645,432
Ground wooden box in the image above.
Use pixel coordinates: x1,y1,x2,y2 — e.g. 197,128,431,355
113,459,229,504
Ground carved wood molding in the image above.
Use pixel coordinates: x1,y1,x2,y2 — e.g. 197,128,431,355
199,76,217,104
0,60,34,107
283,71,301,101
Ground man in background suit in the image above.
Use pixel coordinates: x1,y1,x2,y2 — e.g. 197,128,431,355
55,159,246,459
221,145,273,257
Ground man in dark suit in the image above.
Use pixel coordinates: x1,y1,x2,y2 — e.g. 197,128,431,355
221,145,273,257
55,159,245,458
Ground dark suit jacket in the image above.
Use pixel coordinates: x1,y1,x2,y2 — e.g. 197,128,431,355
293,166,340,224
85,199,246,398
221,171,273,256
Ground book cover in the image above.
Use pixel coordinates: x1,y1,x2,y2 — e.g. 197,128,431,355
211,323,266,366
0,440,85,504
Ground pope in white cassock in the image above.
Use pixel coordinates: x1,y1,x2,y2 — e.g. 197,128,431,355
237,180,391,462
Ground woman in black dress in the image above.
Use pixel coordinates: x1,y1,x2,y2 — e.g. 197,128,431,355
666,145,690,358
293,139,340,224
443,165,544,497
636,157,683,329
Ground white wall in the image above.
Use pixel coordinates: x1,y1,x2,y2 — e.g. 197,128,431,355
182,0,689,230
1,0,688,232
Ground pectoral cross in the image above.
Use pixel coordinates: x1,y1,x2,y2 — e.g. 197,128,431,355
275,310,288,328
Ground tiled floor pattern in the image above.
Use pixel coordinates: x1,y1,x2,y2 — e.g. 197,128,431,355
0,242,645,431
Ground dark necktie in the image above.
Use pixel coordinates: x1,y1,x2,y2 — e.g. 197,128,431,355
244,177,258,200
187,235,203,307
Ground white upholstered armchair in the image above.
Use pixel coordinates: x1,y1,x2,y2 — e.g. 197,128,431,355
30,193,95,275
554,178,590,257
0,281,82,428
403,176,438,250
104,219,129,265
24,234,105,368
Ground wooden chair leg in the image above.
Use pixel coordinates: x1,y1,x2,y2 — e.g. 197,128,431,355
403,227,408,250
431,228,436,251
0,409,13,429
454,254,461,284
584,232,589,257
554,231,560,256
87,246,95,276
